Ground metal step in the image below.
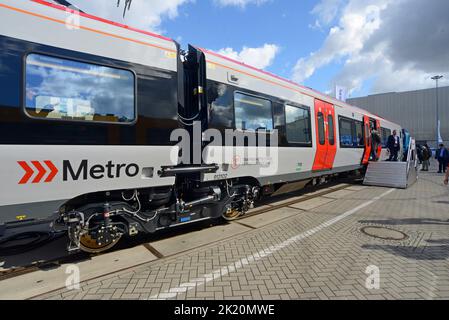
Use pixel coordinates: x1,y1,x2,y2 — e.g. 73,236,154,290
363,161,411,189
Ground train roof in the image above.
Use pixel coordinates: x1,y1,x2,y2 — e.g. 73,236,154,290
32,0,175,43
1,0,178,71
198,47,399,127
3,0,399,129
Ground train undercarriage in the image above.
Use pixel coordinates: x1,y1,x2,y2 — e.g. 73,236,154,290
56,166,360,254
58,169,261,253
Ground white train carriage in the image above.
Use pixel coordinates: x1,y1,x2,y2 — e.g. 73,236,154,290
0,0,403,254
198,47,402,189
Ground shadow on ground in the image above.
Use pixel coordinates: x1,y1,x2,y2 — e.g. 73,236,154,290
362,238,449,261
359,218,449,226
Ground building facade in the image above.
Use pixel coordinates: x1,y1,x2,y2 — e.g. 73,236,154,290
347,86,449,147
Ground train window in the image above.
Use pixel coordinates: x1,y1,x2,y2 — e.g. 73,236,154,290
285,105,311,144
234,92,273,131
328,115,335,145
208,81,234,129
25,53,135,123
354,120,365,147
339,118,353,147
381,127,392,147
317,112,325,145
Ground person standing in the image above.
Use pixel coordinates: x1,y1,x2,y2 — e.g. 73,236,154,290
444,165,449,185
421,145,430,171
387,130,400,161
436,144,449,173
417,144,423,164
370,128,381,161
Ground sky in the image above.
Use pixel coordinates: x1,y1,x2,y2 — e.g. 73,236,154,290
64,0,449,99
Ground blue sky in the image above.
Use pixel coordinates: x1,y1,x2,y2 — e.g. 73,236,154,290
68,0,449,99
162,1,324,80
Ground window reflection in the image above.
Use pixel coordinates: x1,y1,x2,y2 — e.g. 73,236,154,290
355,121,365,147
285,105,311,144
328,115,335,146
317,112,325,145
339,117,365,148
208,82,234,129
234,92,273,131
25,54,135,123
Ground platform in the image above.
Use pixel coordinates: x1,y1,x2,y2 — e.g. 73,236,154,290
1,169,449,300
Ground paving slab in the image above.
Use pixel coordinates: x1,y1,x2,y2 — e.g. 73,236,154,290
235,207,302,229
149,223,251,257
321,189,356,199
0,245,156,300
268,196,307,207
328,183,350,190
11,171,449,300
289,196,336,211
246,205,273,214
345,185,369,191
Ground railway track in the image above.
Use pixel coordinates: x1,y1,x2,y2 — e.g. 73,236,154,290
0,178,360,283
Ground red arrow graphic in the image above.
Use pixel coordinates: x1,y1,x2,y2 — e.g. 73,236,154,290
31,161,46,184
18,161,34,184
44,160,58,182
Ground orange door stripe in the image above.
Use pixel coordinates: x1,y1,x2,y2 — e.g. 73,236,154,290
0,3,177,53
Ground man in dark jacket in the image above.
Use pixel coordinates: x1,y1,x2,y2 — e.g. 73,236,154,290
436,144,449,173
387,130,400,161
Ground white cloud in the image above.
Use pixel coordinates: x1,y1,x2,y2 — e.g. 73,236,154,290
310,0,345,29
69,0,191,33
217,44,280,69
214,0,270,8
293,0,449,95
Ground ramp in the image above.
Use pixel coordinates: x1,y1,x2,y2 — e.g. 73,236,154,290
363,138,418,189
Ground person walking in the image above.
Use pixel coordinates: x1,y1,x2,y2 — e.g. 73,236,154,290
387,130,400,161
421,145,430,171
436,144,449,173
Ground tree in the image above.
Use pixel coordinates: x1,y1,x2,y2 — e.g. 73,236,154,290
117,0,133,17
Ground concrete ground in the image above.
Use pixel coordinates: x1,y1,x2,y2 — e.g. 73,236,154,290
1,169,449,300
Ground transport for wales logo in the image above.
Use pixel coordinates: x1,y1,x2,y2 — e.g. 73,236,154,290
17,161,59,184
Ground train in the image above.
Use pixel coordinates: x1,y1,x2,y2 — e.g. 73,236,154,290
0,0,404,254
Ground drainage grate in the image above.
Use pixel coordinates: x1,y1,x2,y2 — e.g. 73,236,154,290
360,226,408,241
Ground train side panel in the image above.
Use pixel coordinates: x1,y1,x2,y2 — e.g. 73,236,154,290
0,0,180,225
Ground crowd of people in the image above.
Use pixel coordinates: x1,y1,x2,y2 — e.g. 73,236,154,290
417,143,449,174
369,128,403,162
362,125,448,185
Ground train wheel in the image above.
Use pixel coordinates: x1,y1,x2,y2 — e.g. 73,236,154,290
222,208,241,221
79,233,122,254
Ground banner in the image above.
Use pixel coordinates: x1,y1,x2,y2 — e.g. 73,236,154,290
438,120,443,143
335,85,347,102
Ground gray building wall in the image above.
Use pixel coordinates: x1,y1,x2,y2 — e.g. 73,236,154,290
347,86,449,148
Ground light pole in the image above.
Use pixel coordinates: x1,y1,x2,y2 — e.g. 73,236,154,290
432,75,443,147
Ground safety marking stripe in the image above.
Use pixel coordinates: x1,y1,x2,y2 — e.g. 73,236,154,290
0,3,177,53
149,188,396,300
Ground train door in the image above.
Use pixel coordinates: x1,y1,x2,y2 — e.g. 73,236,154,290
312,100,337,171
376,119,382,159
361,115,372,165
362,116,382,163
